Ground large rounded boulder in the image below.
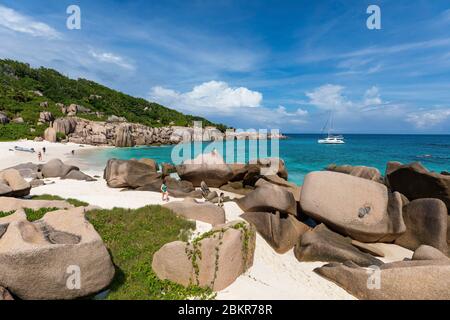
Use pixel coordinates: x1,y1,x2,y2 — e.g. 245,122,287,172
163,198,226,226
326,164,382,183
300,171,406,242
0,169,31,197
176,152,234,187
386,162,450,213
236,183,297,216
394,198,448,253
241,211,310,254
294,224,383,267
0,207,115,300
152,221,256,291
104,159,162,188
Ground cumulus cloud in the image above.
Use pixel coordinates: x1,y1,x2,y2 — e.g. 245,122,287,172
305,84,353,111
406,108,450,128
89,50,135,70
0,5,60,39
150,80,262,113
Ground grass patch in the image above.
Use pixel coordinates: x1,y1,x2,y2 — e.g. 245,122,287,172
86,205,214,300
24,207,59,222
0,211,15,218
31,194,89,207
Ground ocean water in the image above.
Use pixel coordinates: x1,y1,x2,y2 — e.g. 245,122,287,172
80,134,450,185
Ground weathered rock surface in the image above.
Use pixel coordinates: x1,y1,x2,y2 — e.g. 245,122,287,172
220,181,254,196
39,111,54,123
255,175,301,202
138,158,158,172
176,152,234,187
44,127,57,142
394,198,448,253
386,162,450,213
300,171,406,242
0,169,31,197
104,159,161,189
0,197,74,212
0,207,115,300
152,221,256,291
39,159,94,181
294,224,383,267
115,123,134,147
0,286,13,300
241,211,310,253
412,245,449,261
326,164,383,183
315,258,450,300
53,118,77,135
236,183,297,216
163,198,226,226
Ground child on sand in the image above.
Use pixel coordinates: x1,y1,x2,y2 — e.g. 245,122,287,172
161,178,169,202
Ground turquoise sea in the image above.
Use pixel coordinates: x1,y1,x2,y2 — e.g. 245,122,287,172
80,134,450,185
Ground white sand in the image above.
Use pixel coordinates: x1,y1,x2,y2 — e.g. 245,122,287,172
0,140,102,171
1,140,411,300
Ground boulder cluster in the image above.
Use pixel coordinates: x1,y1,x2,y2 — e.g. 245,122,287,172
231,160,450,299
42,116,286,147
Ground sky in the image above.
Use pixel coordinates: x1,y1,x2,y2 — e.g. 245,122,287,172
0,0,449,134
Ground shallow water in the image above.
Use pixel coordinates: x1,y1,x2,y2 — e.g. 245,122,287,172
79,134,450,185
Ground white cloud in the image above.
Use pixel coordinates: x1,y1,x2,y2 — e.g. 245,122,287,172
150,81,262,113
89,50,135,70
363,86,382,106
406,108,450,128
305,84,353,111
0,5,60,39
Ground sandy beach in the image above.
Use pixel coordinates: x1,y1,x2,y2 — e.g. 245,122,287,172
0,139,415,300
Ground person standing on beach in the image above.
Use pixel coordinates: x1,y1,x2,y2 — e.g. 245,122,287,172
161,178,169,202
37,151,42,162
42,147,46,154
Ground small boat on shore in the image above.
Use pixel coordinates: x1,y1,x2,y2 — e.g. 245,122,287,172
14,146,36,153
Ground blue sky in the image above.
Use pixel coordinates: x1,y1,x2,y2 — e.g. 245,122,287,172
1,0,450,133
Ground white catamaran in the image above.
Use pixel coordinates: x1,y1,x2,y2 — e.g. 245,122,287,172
318,111,345,144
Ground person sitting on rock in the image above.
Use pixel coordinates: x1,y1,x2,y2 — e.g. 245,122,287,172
161,178,169,202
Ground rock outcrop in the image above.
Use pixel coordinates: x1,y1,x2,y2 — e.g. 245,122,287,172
300,171,406,242
0,207,115,300
0,169,31,197
394,198,448,253
0,112,9,124
163,198,226,226
104,159,161,188
176,152,234,187
0,197,73,212
38,159,95,181
386,162,450,213
236,183,297,216
315,255,450,300
294,224,383,267
241,211,310,253
326,164,382,183
152,221,256,291
44,127,57,142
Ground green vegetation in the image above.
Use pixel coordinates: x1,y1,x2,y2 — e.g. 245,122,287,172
86,205,214,300
0,211,14,218
0,207,58,221
24,207,60,222
31,194,89,207
0,59,227,141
